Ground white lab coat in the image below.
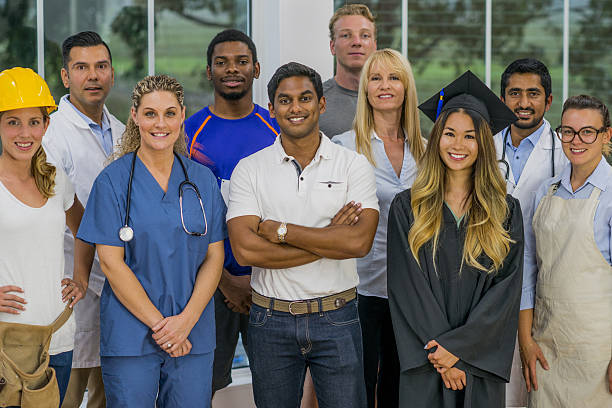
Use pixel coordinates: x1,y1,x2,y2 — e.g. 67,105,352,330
493,118,568,408
494,119,568,219
42,94,125,368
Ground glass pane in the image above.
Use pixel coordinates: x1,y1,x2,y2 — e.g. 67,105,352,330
569,0,612,112
492,0,563,129
0,0,37,153
334,0,402,51
0,0,37,71
407,0,486,136
154,0,249,118
43,0,148,123
232,333,249,369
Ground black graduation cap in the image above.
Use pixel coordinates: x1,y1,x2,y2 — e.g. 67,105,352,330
418,70,517,135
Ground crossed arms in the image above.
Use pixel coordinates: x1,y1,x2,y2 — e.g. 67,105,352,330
228,202,378,269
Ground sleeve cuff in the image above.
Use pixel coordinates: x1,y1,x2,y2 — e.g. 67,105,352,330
520,291,535,310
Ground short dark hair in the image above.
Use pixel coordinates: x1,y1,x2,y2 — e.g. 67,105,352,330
501,58,552,99
267,62,323,105
206,29,258,67
562,94,610,128
62,31,112,70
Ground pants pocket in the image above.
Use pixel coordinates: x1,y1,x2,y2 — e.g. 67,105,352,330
21,367,59,408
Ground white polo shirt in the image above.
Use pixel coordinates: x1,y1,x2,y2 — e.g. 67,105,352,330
227,134,379,300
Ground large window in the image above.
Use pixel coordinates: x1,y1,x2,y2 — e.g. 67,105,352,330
0,0,37,72
43,0,147,123
334,0,402,51
569,0,612,115
155,0,249,118
407,0,486,134
492,0,563,128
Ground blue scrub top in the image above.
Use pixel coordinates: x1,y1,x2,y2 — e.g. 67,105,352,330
77,152,227,357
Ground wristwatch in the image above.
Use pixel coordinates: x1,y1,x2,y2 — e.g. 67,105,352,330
277,222,288,243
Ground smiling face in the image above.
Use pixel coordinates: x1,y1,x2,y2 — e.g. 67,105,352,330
0,107,49,163
330,15,377,73
269,76,326,141
207,41,259,101
502,73,551,131
61,44,114,113
439,111,479,174
366,61,405,114
131,91,185,154
561,108,611,170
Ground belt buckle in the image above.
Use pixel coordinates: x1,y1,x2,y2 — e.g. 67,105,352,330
288,301,305,315
334,297,346,309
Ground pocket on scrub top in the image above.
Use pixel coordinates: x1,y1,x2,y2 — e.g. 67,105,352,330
311,181,347,218
21,367,59,408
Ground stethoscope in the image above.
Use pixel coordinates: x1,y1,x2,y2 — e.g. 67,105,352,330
499,126,556,182
118,150,208,242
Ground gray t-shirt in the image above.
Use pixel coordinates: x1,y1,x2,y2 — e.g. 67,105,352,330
319,78,358,138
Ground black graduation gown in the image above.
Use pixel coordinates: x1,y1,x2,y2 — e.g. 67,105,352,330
387,190,524,408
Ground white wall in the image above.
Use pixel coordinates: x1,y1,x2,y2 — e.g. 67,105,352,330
251,0,334,108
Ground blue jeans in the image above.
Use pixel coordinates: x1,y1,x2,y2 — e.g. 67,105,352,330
247,299,366,408
50,350,73,406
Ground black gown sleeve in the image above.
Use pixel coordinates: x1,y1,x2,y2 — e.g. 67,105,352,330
435,196,524,382
387,191,453,371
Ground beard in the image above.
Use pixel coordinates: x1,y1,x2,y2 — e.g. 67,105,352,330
513,111,545,130
218,89,249,101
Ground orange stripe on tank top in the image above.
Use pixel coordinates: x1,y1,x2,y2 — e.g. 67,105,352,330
188,115,212,159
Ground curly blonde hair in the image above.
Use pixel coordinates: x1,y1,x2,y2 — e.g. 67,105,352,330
115,74,187,159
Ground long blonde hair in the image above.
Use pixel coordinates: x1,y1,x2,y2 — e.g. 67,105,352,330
116,75,187,159
354,49,424,166
408,108,512,272
0,109,56,198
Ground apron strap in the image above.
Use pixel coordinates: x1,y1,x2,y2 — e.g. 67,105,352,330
50,306,73,334
588,186,602,201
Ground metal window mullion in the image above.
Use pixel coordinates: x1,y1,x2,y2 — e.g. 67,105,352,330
36,0,44,77
562,0,569,102
247,0,252,36
485,0,492,87
148,0,155,76
401,0,408,57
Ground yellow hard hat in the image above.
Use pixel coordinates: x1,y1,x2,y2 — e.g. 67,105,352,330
0,67,57,114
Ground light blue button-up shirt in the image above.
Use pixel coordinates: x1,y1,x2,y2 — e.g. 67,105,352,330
64,95,113,155
504,122,546,184
332,130,420,298
522,156,612,309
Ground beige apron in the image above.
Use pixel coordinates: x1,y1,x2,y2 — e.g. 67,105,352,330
529,185,612,407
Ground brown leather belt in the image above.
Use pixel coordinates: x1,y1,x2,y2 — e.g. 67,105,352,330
251,287,356,315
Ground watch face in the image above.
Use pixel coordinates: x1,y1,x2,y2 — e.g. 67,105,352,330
278,225,287,234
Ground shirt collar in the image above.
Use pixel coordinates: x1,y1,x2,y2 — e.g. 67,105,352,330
64,95,110,131
274,132,333,164
505,121,546,150
559,156,612,193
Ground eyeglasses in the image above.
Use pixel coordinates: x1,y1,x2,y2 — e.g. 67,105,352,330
555,125,608,144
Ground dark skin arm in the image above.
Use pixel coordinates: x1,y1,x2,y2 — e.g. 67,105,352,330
228,201,364,268
223,201,362,313
257,208,378,259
